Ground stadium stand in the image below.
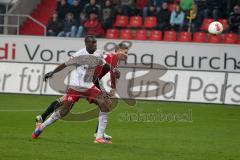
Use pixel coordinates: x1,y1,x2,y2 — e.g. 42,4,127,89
207,34,222,43
106,28,119,39
1,0,239,44
128,16,142,28
164,30,177,41
193,32,207,43
149,30,162,41
120,29,133,39
20,0,56,35
135,29,147,40
223,33,238,44
178,31,192,42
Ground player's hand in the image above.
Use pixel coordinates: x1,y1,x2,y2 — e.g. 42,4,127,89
102,91,110,98
43,71,54,81
108,89,115,97
113,68,120,79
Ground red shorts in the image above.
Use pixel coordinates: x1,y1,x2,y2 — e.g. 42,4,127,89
63,86,101,103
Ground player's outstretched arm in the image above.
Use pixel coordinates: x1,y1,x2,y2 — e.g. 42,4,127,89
44,63,67,81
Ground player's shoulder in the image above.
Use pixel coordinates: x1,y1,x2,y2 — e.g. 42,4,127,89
103,52,116,58
72,48,87,57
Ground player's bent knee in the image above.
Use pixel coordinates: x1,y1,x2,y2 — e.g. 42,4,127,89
99,99,112,112
59,101,73,117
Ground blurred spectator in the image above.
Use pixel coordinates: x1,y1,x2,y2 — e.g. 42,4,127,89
67,0,94,5
194,0,208,19
143,0,162,18
156,2,171,31
84,0,101,18
47,13,62,36
120,0,136,16
226,0,238,14
70,0,83,20
170,4,185,31
84,13,104,37
112,0,121,6
71,12,86,37
67,0,74,5
102,0,115,30
56,0,71,20
184,3,200,32
180,0,193,12
206,0,227,20
58,12,78,37
135,0,148,15
228,4,240,34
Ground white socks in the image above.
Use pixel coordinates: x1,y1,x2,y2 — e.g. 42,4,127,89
41,111,61,129
96,111,108,139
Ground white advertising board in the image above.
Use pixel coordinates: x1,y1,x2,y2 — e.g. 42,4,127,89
0,61,239,105
0,35,240,72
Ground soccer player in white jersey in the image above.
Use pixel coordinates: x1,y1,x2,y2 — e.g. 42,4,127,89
32,36,114,144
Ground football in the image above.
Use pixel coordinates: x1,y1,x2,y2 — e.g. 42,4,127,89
208,21,224,34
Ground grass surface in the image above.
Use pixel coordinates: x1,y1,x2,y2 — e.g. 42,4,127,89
0,94,240,160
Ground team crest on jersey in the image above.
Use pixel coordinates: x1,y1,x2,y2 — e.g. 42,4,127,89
67,96,73,101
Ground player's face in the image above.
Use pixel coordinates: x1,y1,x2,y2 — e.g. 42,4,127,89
117,49,128,60
86,40,97,54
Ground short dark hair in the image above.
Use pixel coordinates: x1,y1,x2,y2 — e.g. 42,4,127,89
85,35,96,43
115,43,128,51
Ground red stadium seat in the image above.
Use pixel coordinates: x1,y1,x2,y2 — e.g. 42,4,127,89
178,31,192,42
135,29,147,40
200,18,214,31
105,29,119,39
149,30,162,41
164,31,177,41
144,16,157,28
113,15,128,27
120,29,133,39
218,19,228,31
193,32,206,43
129,16,143,28
207,34,222,43
223,33,237,44
238,35,240,44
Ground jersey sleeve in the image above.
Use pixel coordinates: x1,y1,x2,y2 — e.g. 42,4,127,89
65,56,79,66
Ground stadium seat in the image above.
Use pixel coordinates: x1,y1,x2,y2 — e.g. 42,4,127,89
105,29,119,39
120,29,133,39
128,16,143,28
144,16,157,28
207,34,222,43
200,18,214,31
149,30,162,41
164,31,177,41
223,33,237,44
178,31,192,42
135,29,147,40
218,19,228,31
113,15,128,27
193,32,206,43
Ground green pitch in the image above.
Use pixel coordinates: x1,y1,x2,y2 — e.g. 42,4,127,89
0,94,240,160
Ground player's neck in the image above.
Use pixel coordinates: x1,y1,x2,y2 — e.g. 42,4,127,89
86,48,94,54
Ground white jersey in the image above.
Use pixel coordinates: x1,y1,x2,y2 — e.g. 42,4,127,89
66,48,106,89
